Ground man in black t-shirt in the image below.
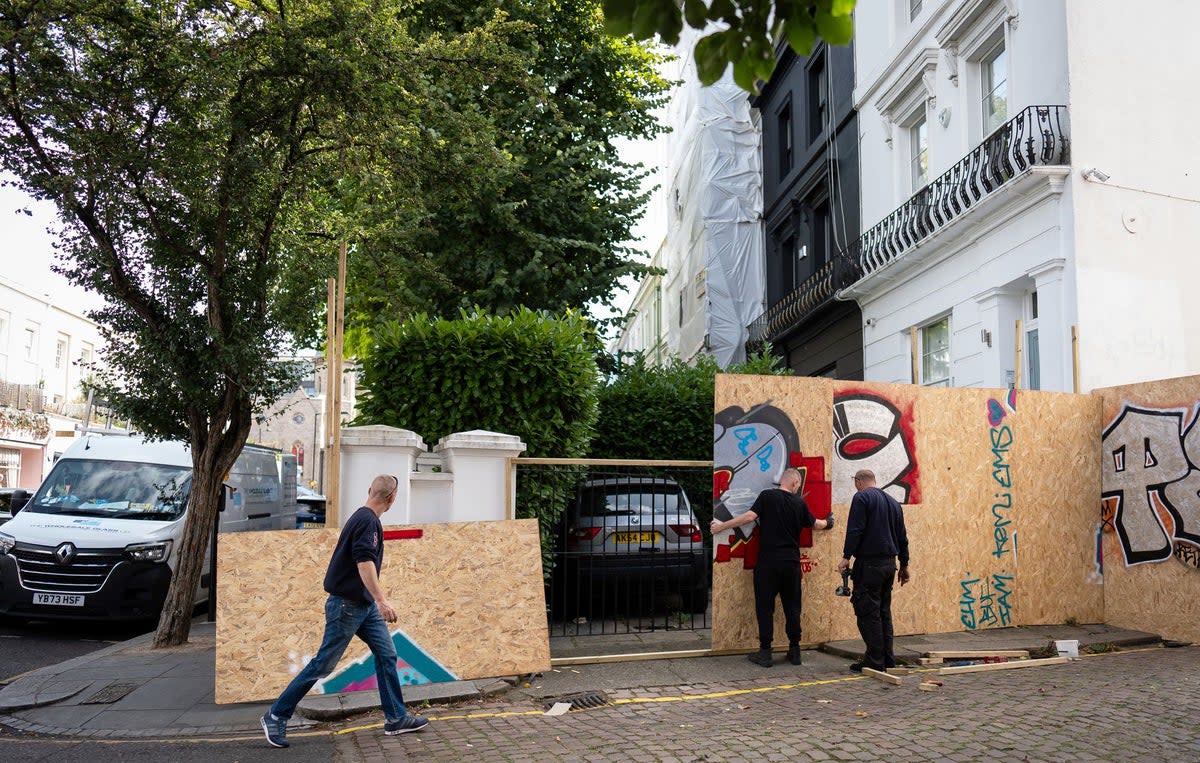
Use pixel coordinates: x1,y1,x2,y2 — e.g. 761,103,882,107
260,474,428,748
711,468,834,667
837,469,911,674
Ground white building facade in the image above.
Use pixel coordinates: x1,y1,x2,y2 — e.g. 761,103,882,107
846,0,1200,392
0,274,105,488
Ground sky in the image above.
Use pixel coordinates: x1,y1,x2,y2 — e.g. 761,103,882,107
1,180,104,314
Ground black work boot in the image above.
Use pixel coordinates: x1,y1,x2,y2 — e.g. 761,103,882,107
787,644,802,665
747,649,774,667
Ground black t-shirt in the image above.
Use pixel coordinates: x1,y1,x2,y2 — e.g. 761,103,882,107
323,506,384,602
750,488,816,564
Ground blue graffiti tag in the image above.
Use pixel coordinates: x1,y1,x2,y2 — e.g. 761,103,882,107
733,427,758,457
959,575,980,630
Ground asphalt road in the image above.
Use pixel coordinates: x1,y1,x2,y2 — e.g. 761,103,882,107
0,616,154,686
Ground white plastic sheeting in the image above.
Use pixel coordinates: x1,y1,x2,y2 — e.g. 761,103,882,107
662,61,765,368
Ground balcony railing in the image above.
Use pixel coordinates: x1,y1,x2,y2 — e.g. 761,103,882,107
0,381,44,414
853,105,1069,277
748,105,1069,346
747,255,860,346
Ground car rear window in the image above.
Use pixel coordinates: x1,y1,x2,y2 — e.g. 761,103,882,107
579,486,683,516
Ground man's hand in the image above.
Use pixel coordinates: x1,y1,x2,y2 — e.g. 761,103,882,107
377,599,398,623
898,567,911,586
823,512,835,530
836,558,850,574
709,518,724,534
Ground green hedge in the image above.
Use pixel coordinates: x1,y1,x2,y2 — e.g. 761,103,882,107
357,309,598,458
356,309,598,554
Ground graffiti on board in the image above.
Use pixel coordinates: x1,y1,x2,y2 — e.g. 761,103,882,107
712,402,830,568
314,627,457,693
1101,403,1200,567
831,391,921,504
960,388,1021,630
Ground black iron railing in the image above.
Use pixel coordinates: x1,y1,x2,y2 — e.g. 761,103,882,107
747,255,860,346
749,105,1069,346
853,105,1069,277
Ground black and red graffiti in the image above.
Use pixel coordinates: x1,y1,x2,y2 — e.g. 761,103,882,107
712,402,831,568
1101,404,1200,567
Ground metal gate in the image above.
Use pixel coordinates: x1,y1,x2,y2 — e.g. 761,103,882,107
515,458,713,655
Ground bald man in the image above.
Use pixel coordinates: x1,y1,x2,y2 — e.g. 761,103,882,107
711,468,833,667
261,474,427,747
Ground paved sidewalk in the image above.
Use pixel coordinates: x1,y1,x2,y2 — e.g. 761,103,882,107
0,619,1165,740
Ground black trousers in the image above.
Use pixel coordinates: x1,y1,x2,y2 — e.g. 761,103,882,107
850,557,897,670
753,560,801,650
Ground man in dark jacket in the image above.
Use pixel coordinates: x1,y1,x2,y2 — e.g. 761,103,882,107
711,468,833,667
260,474,428,747
837,469,911,673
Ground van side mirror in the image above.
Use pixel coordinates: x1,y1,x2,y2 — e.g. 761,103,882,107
10,489,29,514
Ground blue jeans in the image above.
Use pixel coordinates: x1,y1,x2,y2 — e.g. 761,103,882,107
270,595,407,722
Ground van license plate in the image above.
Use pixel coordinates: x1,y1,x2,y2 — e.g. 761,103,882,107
612,531,660,544
33,593,85,607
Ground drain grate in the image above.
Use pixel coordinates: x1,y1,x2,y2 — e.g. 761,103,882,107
81,683,139,704
543,690,610,711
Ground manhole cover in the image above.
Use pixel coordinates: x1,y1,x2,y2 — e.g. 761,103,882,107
543,690,610,711
81,683,138,704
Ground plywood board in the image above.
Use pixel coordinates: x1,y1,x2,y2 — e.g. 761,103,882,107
938,656,1070,675
712,374,1102,649
215,518,549,704
1096,374,1200,644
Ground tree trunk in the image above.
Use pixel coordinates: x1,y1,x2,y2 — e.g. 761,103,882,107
152,438,240,647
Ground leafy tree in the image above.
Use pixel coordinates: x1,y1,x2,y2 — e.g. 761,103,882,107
0,0,524,646
603,0,856,92
275,0,672,348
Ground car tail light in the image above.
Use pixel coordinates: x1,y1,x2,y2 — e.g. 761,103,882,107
567,527,601,546
670,524,702,543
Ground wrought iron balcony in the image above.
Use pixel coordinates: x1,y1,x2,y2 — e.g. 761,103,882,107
748,105,1069,346
853,104,1069,278
747,255,860,346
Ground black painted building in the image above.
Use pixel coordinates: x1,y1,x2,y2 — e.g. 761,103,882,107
750,41,863,379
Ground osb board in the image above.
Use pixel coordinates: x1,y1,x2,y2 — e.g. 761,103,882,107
215,519,549,704
712,375,844,650
712,375,1101,650
1096,374,1200,644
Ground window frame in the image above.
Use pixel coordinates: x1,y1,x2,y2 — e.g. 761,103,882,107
919,316,952,387
979,38,1008,135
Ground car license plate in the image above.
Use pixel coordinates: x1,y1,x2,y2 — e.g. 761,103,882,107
33,592,85,607
300,522,324,529
612,531,659,544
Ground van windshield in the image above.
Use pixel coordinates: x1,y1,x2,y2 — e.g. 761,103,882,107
28,459,191,521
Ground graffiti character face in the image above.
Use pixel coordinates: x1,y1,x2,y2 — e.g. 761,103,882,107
832,393,918,504
713,403,799,526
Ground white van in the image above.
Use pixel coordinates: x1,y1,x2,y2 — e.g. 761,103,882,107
0,434,296,621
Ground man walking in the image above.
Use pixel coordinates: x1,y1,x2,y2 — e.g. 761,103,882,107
837,469,911,673
710,468,833,667
260,474,428,748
